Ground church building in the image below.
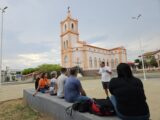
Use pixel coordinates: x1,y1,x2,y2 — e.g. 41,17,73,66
60,9,127,70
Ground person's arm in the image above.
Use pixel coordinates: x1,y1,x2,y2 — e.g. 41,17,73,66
47,79,50,86
106,67,112,75
54,81,58,93
109,78,115,95
106,70,112,75
138,78,146,100
33,79,42,96
33,85,40,96
97,68,101,75
80,87,87,96
77,79,87,96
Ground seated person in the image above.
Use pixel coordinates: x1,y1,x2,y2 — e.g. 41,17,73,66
57,68,68,98
109,63,150,120
64,67,90,103
33,73,50,96
49,72,58,96
35,73,41,90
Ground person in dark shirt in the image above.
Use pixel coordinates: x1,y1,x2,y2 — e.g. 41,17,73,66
35,74,41,90
109,63,150,120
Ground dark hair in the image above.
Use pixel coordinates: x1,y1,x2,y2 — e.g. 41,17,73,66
61,68,67,73
70,67,78,76
117,63,133,80
101,61,105,65
41,72,47,79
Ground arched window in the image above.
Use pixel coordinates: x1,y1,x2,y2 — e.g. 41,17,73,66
102,59,105,63
64,24,67,31
64,41,66,49
71,23,74,30
89,57,92,68
115,58,119,67
98,58,101,67
111,59,114,69
106,60,109,66
66,40,68,48
94,57,97,68
64,56,68,63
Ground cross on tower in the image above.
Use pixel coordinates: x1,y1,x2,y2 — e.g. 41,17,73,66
68,6,70,12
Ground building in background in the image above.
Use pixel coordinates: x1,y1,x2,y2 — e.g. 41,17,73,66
61,9,127,70
1,67,22,82
143,50,160,68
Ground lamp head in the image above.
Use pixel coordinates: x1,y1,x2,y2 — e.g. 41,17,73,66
4,6,8,10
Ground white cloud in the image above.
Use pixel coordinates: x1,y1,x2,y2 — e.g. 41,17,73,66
3,48,61,70
18,32,54,44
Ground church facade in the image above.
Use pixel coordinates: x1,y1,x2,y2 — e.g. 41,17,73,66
60,9,127,70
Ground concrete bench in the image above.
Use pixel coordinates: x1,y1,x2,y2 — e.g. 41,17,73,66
23,89,119,120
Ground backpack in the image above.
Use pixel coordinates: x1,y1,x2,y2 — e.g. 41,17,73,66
66,99,92,116
90,98,115,116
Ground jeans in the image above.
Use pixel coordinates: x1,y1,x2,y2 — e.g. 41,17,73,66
39,88,48,93
76,95,90,102
110,95,149,120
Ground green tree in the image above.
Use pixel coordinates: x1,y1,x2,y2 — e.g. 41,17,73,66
22,64,61,75
37,64,61,73
150,57,158,67
22,68,37,75
134,59,141,69
134,59,140,63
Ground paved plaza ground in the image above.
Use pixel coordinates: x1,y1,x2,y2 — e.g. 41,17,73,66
0,78,160,120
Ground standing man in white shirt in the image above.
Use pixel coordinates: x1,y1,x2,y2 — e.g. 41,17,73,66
57,68,68,98
98,61,112,98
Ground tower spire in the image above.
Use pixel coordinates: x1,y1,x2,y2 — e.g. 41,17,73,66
67,6,71,18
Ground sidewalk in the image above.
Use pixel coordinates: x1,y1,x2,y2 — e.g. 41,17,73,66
0,83,34,102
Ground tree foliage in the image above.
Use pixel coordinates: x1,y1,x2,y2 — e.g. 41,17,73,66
134,56,158,69
37,64,61,73
22,64,61,75
150,57,158,67
134,59,140,63
22,68,37,75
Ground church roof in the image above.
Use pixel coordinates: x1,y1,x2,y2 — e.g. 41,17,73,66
84,44,125,51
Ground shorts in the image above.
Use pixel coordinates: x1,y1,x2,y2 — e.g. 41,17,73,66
102,82,109,89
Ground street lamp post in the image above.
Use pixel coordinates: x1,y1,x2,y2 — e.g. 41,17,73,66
0,6,7,85
132,14,147,80
140,40,147,80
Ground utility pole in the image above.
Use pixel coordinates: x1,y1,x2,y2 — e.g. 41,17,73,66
0,6,8,85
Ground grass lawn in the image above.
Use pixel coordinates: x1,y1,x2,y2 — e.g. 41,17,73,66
0,99,52,120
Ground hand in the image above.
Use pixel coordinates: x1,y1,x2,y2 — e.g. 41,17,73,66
33,93,36,97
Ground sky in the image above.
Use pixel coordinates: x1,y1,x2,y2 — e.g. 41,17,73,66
0,0,160,70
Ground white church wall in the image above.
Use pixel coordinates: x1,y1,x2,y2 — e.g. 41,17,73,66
72,50,83,67
70,35,79,48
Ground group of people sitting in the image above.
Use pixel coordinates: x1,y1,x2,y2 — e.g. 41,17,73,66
33,67,90,103
33,62,150,120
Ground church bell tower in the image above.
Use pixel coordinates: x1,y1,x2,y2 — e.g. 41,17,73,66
60,7,79,68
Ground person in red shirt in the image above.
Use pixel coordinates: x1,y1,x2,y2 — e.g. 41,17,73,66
33,73,50,96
